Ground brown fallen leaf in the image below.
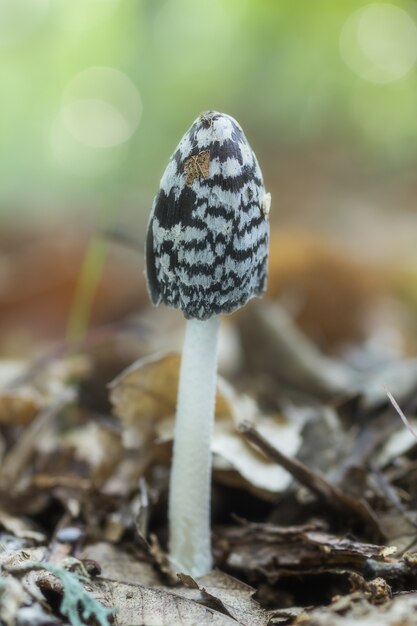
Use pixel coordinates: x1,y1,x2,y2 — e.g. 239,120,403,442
81,542,163,588
84,538,267,626
177,570,268,626
93,577,242,626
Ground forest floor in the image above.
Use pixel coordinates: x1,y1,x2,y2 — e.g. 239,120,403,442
0,226,417,625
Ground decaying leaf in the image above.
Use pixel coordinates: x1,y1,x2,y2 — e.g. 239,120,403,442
94,577,242,626
177,570,268,626
348,572,391,605
109,353,182,448
183,150,210,184
81,542,162,588
83,544,268,625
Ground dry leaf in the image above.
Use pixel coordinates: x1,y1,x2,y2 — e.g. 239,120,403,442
93,578,240,626
177,570,268,626
212,410,303,495
109,353,182,448
81,542,162,588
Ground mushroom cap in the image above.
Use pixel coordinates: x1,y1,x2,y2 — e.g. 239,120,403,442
145,111,270,320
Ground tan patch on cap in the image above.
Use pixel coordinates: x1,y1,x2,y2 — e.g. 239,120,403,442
183,150,210,185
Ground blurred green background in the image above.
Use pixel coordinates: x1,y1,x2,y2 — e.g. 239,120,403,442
1,0,417,354
2,0,417,228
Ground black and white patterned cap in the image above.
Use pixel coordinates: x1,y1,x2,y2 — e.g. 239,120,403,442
145,111,270,320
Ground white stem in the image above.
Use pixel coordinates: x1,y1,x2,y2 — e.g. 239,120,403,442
169,316,219,576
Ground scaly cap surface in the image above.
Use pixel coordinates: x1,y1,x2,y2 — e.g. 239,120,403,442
146,111,270,320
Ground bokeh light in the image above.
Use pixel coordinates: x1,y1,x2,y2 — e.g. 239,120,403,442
61,67,142,149
2,0,417,212
340,3,417,83
51,66,142,177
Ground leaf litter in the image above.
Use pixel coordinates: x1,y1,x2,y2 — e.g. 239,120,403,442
1,231,417,624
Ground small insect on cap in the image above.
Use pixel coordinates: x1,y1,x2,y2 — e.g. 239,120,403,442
145,111,270,320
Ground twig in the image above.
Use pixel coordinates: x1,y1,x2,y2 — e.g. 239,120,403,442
387,391,417,443
239,420,385,540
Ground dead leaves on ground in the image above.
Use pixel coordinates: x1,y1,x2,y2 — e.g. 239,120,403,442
88,555,269,626
0,330,416,624
1,227,417,623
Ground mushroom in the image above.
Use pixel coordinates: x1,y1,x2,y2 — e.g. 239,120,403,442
145,111,270,576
